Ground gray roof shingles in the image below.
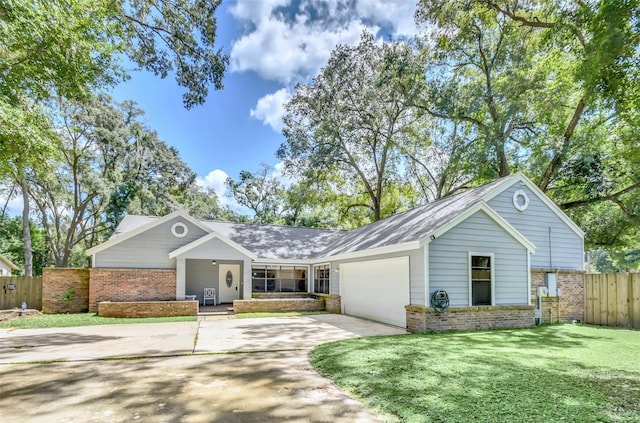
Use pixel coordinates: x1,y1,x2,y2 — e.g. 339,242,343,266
109,175,516,261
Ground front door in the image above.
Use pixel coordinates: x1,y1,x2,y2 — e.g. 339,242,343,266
219,264,240,303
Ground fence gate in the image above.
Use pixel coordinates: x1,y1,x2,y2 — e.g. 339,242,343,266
0,276,43,310
584,273,640,329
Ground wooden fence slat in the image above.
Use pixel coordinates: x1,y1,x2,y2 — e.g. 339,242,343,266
0,276,43,310
616,273,629,327
584,276,593,324
631,274,640,329
585,273,639,329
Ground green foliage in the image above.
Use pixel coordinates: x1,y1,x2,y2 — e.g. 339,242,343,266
25,95,212,267
0,0,228,179
0,215,47,275
227,164,284,224
311,325,640,422
281,31,426,223
62,289,76,302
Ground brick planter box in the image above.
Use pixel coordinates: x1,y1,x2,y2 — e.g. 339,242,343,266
406,305,536,333
234,298,324,313
98,301,197,318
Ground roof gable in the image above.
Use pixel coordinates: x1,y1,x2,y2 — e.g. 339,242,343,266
426,201,536,252
0,254,18,270
480,173,584,238
86,210,213,256
169,232,258,260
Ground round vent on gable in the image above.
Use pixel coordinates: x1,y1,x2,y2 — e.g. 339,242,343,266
512,189,530,212
171,222,189,238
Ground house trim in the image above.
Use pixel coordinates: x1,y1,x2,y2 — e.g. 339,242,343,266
312,241,421,263
0,254,18,271
468,252,495,307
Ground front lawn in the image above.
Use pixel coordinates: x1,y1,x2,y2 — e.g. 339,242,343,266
310,325,640,423
0,313,196,329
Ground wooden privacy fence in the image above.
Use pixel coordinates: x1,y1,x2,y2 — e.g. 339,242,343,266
0,276,43,310
584,273,640,328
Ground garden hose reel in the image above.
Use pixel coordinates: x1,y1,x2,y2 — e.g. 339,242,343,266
430,290,450,314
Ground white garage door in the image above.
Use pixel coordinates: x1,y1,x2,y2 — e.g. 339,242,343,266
340,256,410,327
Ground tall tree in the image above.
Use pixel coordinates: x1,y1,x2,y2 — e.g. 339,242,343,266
1,0,228,179
26,96,202,267
281,31,424,222
227,164,285,225
413,0,640,248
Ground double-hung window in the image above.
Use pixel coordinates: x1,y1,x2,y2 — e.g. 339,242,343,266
314,264,330,294
470,254,493,306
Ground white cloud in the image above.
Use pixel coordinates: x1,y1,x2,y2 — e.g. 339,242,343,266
355,0,418,37
229,0,417,132
197,169,229,195
230,0,381,84
271,160,297,188
250,88,291,132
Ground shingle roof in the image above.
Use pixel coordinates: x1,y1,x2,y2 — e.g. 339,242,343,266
109,174,523,260
111,215,344,260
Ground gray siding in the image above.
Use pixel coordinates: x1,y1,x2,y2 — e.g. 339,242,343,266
488,185,583,270
328,248,425,306
184,259,245,304
94,217,208,268
429,210,529,307
173,237,252,261
185,259,220,302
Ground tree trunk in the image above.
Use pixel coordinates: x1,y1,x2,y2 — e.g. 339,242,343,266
21,177,33,276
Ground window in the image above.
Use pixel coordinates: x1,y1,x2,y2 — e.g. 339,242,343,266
251,265,307,293
470,255,493,306
314,264,330,294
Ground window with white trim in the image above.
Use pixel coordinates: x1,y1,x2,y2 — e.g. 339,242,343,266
251,265,307,293
314,264,330,294
470,255,492,306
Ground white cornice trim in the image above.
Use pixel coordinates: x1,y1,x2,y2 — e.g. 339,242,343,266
312,241,421,264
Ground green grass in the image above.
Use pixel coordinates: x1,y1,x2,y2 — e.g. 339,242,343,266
235,311,329,319
310,325,640,423
0,313,196,329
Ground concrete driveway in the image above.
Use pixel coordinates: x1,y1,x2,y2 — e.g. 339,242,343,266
0,314,406,422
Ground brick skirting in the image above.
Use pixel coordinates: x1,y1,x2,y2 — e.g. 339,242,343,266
234,298,325,313
98,301,197,317
406,305,536,332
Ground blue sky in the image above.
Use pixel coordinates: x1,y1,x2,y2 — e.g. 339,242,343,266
112,0,418,206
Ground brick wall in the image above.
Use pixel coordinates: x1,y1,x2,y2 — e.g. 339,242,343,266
42,268,90,313
89,268,176,312
98,301,197,317
234,298,324,313
531,269,584,323
315,294,341,314
252,292,310,299
406,305,536,333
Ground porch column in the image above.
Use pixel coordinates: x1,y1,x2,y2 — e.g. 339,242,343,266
176,257,186,300
242,259,252,299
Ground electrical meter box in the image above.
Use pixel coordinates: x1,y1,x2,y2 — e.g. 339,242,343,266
545,273,557,297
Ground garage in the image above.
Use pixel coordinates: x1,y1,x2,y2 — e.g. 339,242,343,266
340,256,410,327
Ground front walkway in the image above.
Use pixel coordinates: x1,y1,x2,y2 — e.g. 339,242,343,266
0,315,406,422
